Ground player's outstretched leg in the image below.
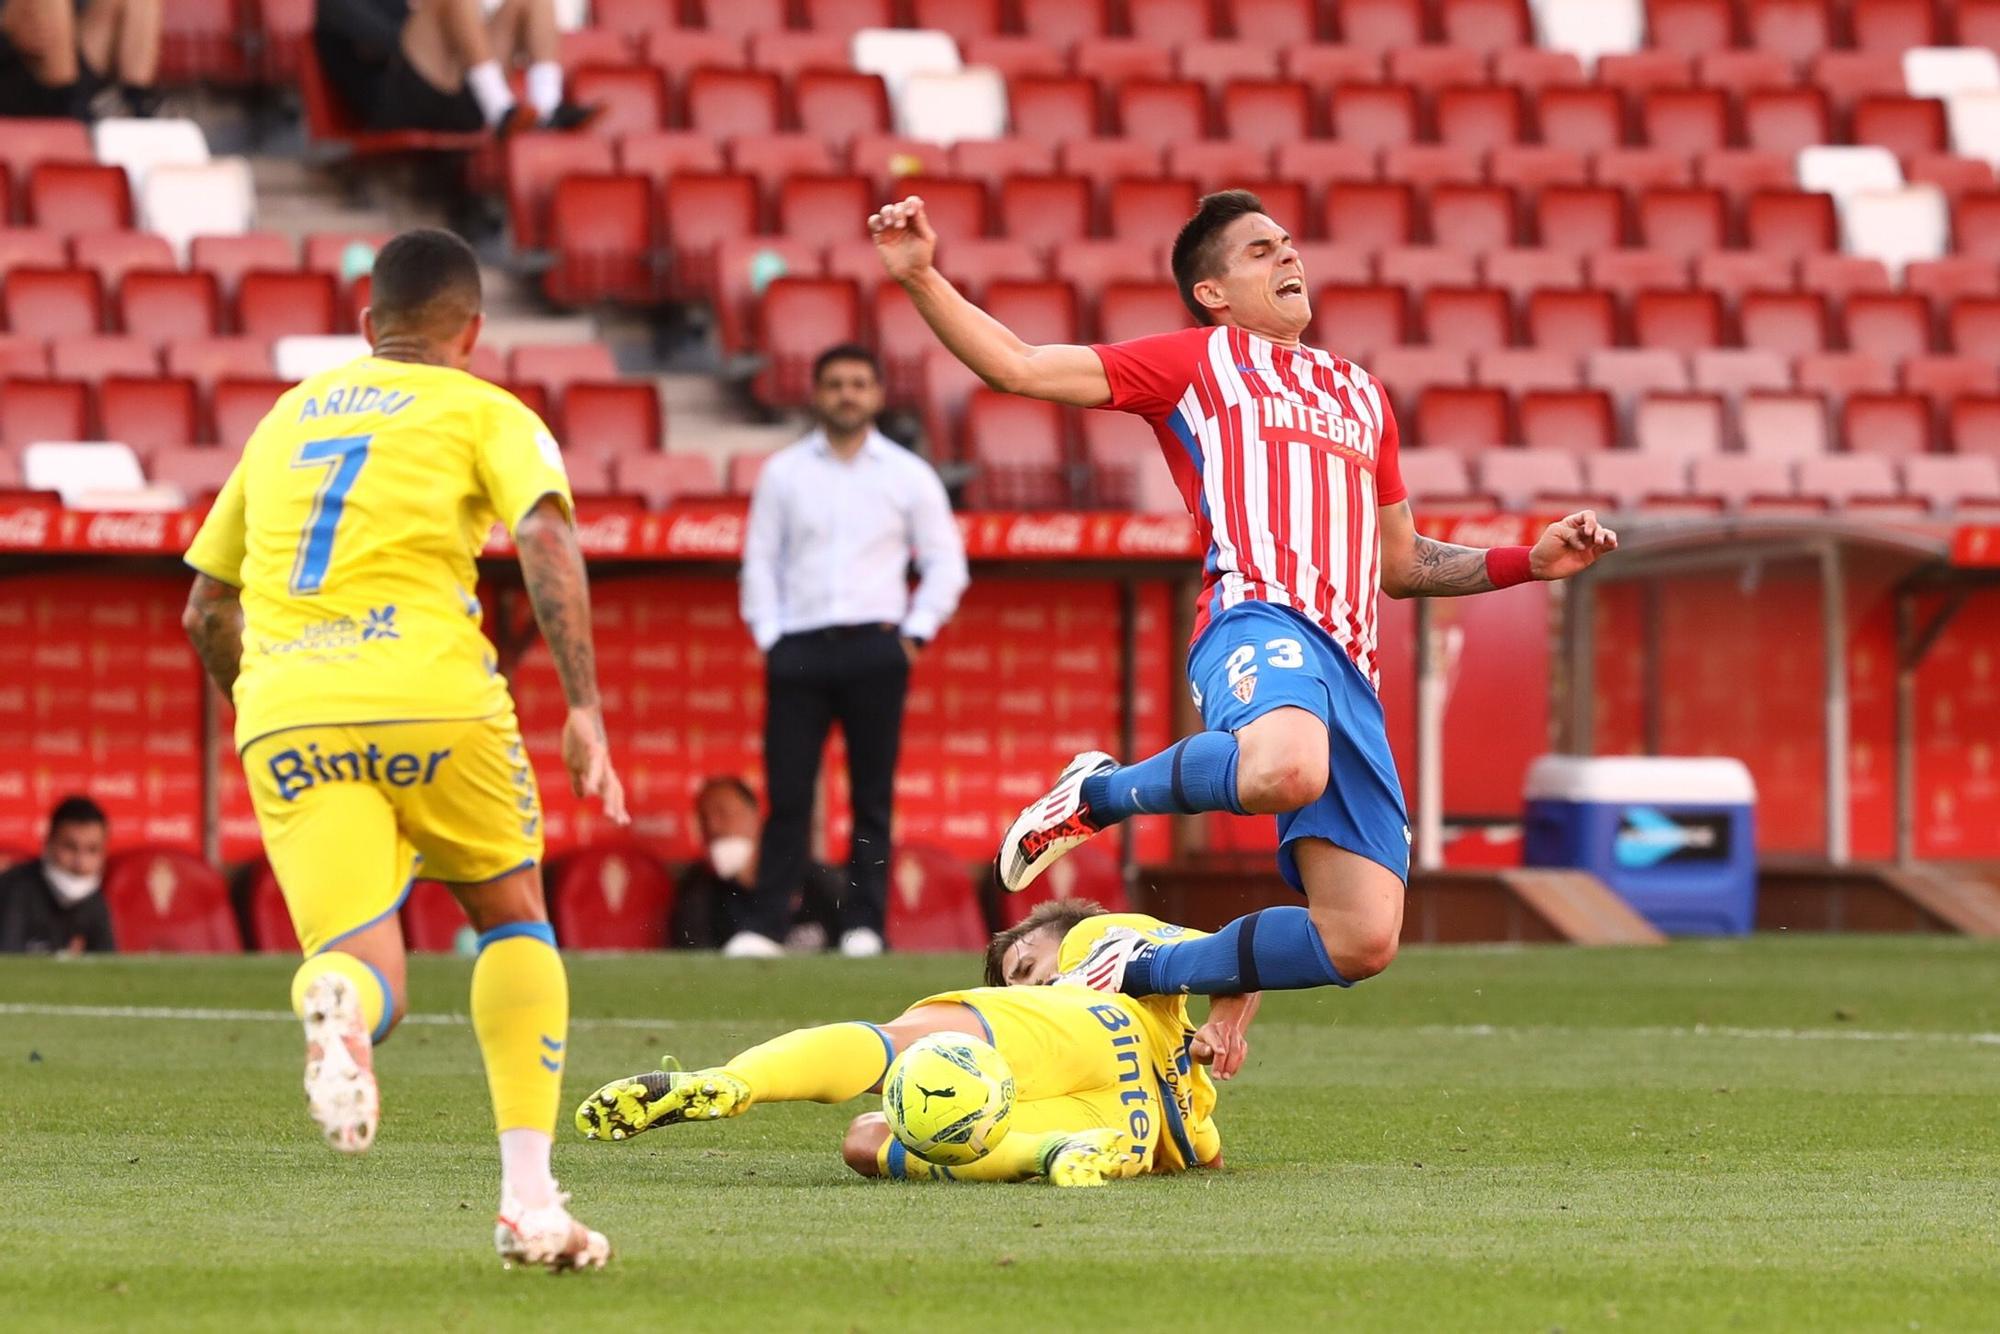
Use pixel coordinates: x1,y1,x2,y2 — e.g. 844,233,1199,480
291,948,392,1154
455,868,609,1273
997,734,1251,892
845,1113,1138,1187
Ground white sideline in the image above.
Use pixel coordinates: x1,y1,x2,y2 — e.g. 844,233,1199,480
1,1003,1997,1047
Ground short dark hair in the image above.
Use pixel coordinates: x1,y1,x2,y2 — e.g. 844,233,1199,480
812,343,880,385
48,794,106,838
694,775,757,810
981,898,1109,987
368,227,482,338
1171,189,1268,325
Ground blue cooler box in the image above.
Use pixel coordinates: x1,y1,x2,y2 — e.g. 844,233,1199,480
1523,756,1758,936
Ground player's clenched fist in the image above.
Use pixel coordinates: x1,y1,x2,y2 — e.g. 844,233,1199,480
1529,510,1619,582
869,195,937,283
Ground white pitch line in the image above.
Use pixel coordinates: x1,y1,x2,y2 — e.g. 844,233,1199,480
2,1003,1997,1047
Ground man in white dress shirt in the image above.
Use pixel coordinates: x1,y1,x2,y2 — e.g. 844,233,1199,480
736,344,969,958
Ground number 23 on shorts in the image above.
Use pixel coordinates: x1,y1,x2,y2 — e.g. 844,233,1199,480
1226,637,1305,686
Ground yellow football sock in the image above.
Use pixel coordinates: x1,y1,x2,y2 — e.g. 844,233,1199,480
470,924,569,1134
723,1023,895,1105
876,1128,1054,1182
291,951,390,1043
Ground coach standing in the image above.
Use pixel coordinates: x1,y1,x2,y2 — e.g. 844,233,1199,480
736,344,968,959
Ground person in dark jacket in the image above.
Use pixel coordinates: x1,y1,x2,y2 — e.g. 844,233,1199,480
671,776,839,955
0,795,116,955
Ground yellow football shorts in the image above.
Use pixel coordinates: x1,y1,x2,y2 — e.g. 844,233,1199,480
914,984,1166,1168
242,710,545,955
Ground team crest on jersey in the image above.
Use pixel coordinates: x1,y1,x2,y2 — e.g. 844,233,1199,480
1232,671,1257,704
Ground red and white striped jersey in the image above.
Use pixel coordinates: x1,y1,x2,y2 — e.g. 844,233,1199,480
1092,324,1407,684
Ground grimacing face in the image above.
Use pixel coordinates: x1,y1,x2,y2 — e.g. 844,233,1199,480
812,358,884,436
999,925,1066,986
1193,212,1310,340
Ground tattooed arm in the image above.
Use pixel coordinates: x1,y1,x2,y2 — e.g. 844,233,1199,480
182,573,245,694
1378,501,1619,599
515,495,629,824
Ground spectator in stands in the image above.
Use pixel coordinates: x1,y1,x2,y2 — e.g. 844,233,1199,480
671,775,839,955
0,0,162,120
0,795,116,955
314,0,596,135
739,344,969,959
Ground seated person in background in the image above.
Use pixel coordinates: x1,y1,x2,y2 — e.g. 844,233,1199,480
0,795,117,955
0,0,162,120
672,776,839,957
314,0,596,135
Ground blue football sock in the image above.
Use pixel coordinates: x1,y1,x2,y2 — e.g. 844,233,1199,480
1123,907,1348,995
1079,732,1246,824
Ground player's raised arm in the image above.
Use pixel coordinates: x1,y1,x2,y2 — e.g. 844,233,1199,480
1378,501,1619,599
870,195,1112,408
515,496,629,824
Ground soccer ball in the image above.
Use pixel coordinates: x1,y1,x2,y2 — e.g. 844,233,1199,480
881,1033,1015,1166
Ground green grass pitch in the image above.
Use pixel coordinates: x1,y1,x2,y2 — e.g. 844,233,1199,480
5,936,1998,1332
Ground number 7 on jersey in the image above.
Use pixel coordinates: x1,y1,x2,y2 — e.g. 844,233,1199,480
290,434,372,595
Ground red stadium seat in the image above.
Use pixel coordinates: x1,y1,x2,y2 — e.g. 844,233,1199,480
1479,448,1587,507
847,134,952,195
1583,450,1693,508
100,375,199,450
1476,348,1580,391
556,28,632,75
505,133,616,251
998,175,1093,254
70,230,173,290
568,64,668,138
1017,0,1111,45
616,134,724,200
1311,284,1408,357
1907,258,2000,314
166,336,269,392
213,377,290,451
0,118,91,186
560,381,664,464
0,377,89,446
1167,140,1271,189
1597,50,1692,96
1695,50,1791,94
1634,391,1726,455
1588,250,1688,305
0,334,48,378
51,334,155,385
660,173,760,300
1329,83,1419,150
986,279,1080,344
1371,347,1473,419
550,846,673,949
1904,355,2000,406
1274,141,1376,196
1098,281,1191,344
1699,149,1797,206
1691,454,1808,509
189,232,297,299
870,279,934,400
102,849,240,953
1952,193,2000,263
1482,248,1583,297
798,0,895,34
1906,454,2000,508
1746,0,1834,61
1535,185,1624,255
959,36,1066,81
1219,81,1313,152
1438,84,1526,152
1107,178,1198,241
4,267,103,337
1380,246,1478,293
884,845,986,952
1797,453,1905,509
1633,288,1725,353
1057,138,1163,195
1525,287,1616,353
1492,47,1586,91
1519,389,1615,452
236,270,336,339
1323,182,1415,248
1284,46,1385,98
1415,385,1509,452
1965,0,2000,48
1851,0,1935,47
1382,144,1483,191
1641,87,1729,155
1231,0,1321,42
686,68,782,137
1125,0,1214,42
119,269,219,345
1008,76,1101,143
1633,187,1727,260
1438,0,1529,50
1841,392,1931,457
911,0,1004,41
1742,88,1830,157
1797,254,1891,304
616,451,721,508
1538,86,1624,154
1695,251,1792,309
25,162,132,235
1740,290,1829,356
1852,96,1948,159
795,70,892,147
933,238,1044,296
1080,409,1174,509
1691,348,1791,399
1421,287,1511,354
1338,0,1425,50
775,174,872,251
754,277,860,406
151,443,240,497
1740,390,1830,458
1588,349,1693,402
1428,183,1518,253
728,134,837,195
1744,190,1837,258
1593,147,1693,196
1387,46,1485,95
964,390,1069,508
1397,448,1480,503
1948,394,2000,457
1842,293,1932,362
748,32,848,79
546,174,656,304
1115,78,1211,150
1051,238,1163,313
1795,352,1894,405
400,881,468,953
0,228,65,277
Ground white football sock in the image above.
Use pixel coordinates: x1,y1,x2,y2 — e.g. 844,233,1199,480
499,1127,558,1209
526,61,563,119
465,60,515,127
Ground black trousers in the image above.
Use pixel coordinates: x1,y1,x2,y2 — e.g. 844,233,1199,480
744,625,910,941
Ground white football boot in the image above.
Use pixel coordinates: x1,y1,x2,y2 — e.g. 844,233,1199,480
495,1190,611,1273
300,972,379,1155
995,750,1116,892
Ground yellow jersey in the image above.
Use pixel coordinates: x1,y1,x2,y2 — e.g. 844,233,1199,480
1058,912,1223,1171
184,356,572,747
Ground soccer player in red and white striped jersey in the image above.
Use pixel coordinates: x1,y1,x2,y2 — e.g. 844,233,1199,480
871,189,1616,1001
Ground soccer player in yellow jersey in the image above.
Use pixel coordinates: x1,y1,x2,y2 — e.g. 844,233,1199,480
180,228,628,1272
573,900,1260,1186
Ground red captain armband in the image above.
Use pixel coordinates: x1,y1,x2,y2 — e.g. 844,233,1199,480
1485,545,1534,589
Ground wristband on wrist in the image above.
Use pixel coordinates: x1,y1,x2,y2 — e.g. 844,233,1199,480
1485,545,1534,589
